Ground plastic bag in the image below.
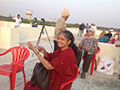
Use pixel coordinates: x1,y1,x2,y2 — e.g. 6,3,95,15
97,57,115,75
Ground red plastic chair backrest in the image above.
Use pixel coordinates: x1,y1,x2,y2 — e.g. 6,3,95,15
93,47,100,59
2,46,30,65
96,47,100,53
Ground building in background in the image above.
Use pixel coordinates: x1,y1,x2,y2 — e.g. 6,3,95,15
26,10,32,21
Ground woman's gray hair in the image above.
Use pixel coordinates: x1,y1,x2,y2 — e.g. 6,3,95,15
58,30,74,47
58,30,79,58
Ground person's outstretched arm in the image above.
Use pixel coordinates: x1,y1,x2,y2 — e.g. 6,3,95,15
9,13,13,19
27,41,54,70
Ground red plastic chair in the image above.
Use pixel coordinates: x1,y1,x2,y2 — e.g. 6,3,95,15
0,46,29,90
79,47,100,75
89,47,100,75
59,65,78,90
84,34,87,38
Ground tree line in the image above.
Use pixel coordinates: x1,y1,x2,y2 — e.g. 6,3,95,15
0,15,120,31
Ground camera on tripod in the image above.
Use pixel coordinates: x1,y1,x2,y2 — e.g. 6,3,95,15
41,18,45,34
32,18,53,56
41,18,45,22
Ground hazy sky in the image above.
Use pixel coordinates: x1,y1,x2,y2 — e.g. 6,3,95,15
0,0,120,28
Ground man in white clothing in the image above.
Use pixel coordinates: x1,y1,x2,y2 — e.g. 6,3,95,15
9,13,22,27
91,24,97,31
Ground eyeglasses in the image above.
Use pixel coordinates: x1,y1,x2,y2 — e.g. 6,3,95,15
88,30,93,32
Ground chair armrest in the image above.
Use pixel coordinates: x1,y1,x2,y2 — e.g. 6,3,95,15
0,50,10,56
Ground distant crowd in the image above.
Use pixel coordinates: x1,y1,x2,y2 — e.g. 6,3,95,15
98,28,120,46
78,22,120,46
78,23,97,37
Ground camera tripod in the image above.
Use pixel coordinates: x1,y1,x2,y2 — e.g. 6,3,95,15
32,18,53,56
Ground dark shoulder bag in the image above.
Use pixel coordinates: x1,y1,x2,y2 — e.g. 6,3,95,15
31,62,49,90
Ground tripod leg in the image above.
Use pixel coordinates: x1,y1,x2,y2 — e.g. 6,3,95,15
44,27,53,51
32,27,44,56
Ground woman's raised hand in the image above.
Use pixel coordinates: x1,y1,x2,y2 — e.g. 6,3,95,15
38,46,46,53
27,41,36,52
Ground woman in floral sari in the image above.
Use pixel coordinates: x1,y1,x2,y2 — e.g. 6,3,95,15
98,30,106,39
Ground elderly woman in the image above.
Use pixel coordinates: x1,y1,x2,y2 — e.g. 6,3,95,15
76,29,98,79
98,29,106,39
98,30,112,43
24,30,79,90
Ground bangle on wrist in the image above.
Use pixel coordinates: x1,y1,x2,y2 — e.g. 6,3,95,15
36,52,39,55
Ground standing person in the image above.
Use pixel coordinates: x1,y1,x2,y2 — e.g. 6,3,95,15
84,23,89,38
86,23,90,33
109,27,114,32
24,30,79,90
32,17,38,27
76,29,98,79
78,23,85,37
54,8,70,51
90,23,93,28
9,13,22,27
91,24,97,32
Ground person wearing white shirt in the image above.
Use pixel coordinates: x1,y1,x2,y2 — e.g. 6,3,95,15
109,27,114,32
9,13,22,27
91,24,97,31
